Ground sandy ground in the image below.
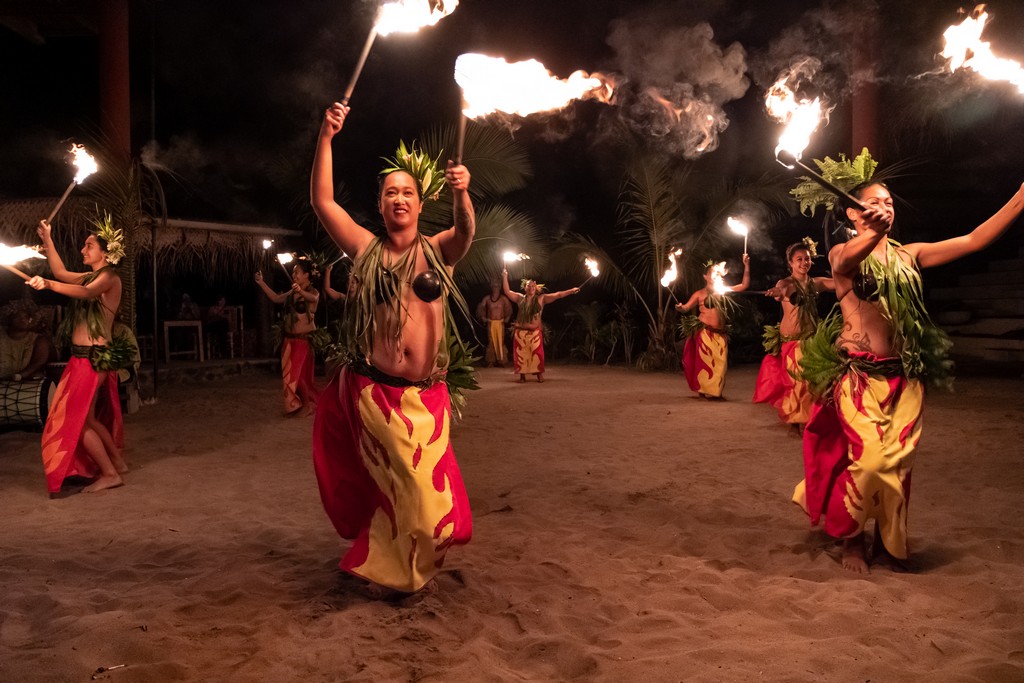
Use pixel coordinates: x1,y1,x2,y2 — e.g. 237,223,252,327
1,363,1023,682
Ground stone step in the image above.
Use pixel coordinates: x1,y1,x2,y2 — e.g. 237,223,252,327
944,317,1024,336
949,335,1024,359
950,343,1024,363
960,270,1024,286
931,285,1024,302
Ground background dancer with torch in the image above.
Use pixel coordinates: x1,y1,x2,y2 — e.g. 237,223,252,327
675,255,750,399
790,151,1024,574
27,216,129,495
502,267,580,383
255,258,321,417
310,102,476,597
753,238,834,430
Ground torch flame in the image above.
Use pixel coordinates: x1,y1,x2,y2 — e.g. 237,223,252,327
277,253,294,266
503,251,530,263
660,248,683,288
727,216,749,237
262,239,274,250
583,257,600,278
455,53,614,119
941,8,1024,94
0,243,45,266
765,70,828,161
710,261,729,295
375,0,459,36
69,144,98,184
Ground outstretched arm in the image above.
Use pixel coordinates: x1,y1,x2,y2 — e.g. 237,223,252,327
726,254,750,293
675,290,701,313
435,162,476,266
541,287,581,304
766,278,789,301
905,183,1024,268
814,276,835,293
26,269,116,299
254,271,288,304
36,220,86,283
830,205,893,277
323,264,346,301
311,103,374,259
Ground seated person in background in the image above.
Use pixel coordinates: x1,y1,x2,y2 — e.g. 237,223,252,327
178,293,200,320
205,295,230,358
0,299,57,381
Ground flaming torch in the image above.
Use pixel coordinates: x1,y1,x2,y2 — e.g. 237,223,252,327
502,250,530,271
277,252,295,280
660,248,683,304
727,216,749,256
942,7,1024,94
454,53,614,159
709,261,730,295
46,144,99,224
0,243,45,280
577,256,600,288
342,0,460,105
765,75,865,211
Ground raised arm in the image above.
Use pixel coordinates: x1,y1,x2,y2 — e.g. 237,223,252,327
726,254,751,293
813,276,835,293
904,183,1024,269
293,282,319,303
434,161,476,266
830,205,892,277
310,103,374,259
36,220,86,283
323,264,346,301
541,287,581,304
675,290,701,313
502,268,524,303
254,271,288,304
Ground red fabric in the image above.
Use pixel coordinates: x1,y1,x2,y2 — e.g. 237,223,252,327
312,366,472,591
752,352,786,406
682,335,701,392
800,400,849,527
40,357,123,494
282,337,318,414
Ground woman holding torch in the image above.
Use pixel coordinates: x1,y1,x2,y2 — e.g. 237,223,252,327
753,238,833,428
791,151,1024,573
675,255,750,399
310,102,476,596
27,216,130,496
501,270,580,383
255,258,321,416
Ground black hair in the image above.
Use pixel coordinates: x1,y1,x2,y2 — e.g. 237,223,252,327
785,242,811,262
292,259,322,288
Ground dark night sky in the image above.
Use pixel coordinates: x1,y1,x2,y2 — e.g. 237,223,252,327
3,0,1024,273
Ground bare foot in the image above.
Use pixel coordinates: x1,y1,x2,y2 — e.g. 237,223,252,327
537,374,544,383
841,535,870,573
518,375,526,383
83,474,124,493
871,533,912,573
111,452,129,474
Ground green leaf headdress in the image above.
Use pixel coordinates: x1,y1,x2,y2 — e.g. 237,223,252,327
791,147,878,217
89,211,125,265
380,140,447,201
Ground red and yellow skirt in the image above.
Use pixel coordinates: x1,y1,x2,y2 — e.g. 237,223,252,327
753,341,813,424
513,328,544,376
282,335,318,414
682,327,727,398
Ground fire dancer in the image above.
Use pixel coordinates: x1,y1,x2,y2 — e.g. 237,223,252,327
476,280,512,367
310,103,475,596
753,239,833,428
255,258,321,416
791,153,1024,573
26,217,130,495
502,269,580,383
675,255,750,399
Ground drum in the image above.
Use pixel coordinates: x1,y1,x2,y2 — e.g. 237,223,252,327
0,376,56,429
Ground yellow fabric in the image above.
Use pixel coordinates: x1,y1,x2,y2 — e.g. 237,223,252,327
836,372,924,559
488,319,506,363
779,342,813,424
696,328,727,397
354,383,456,592
514,328,542,375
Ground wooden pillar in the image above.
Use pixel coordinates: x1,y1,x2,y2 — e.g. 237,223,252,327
98,0,131,161
851,18,879,155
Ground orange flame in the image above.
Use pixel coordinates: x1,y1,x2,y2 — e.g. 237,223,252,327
455,53,614,118
583,257,600,278
69,144,98,184
765,73,827,159
375,0,459,36
660,248,683,288
0,243,44,266
710,261,729,295
502,251,530,263
277,253,294,266
942,7,1024,94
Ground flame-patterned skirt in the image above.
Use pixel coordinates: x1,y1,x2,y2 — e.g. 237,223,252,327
753,341,813,424
513,327,544,375
41,357,123,494
282,335,318,414
793,353,923,559
312,364,472,592
682,327,727,398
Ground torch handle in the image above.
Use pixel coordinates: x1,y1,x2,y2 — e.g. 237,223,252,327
779,152,866,211
2,264,30,281
341,27,379,105
455,95,468,165
46,181,77,224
